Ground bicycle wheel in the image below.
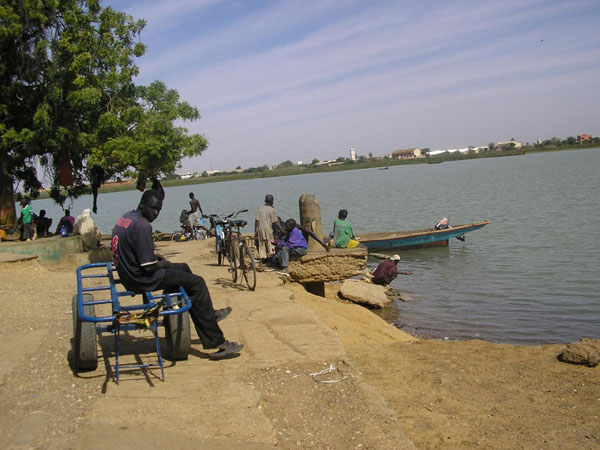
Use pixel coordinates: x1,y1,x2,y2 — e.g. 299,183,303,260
171,232,184,242
216,226,224,265
240,240,257,291
229,238,238,282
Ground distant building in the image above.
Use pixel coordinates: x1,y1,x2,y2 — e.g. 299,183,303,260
391,148,422,159
577,133,592,143
179,172,193,179
206,170,220,176
497,139,522,149
313,160,343,167
349,148,356,161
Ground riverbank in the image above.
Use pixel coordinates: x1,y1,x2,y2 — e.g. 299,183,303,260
33,145,599,199
0,239,598,449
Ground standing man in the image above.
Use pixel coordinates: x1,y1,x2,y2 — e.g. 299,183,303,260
254,194,283,267
188,192,203,227
19,199,33,241
111,189,243,360
371,254,412,286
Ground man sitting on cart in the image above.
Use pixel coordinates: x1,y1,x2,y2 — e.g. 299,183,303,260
111,189,243,360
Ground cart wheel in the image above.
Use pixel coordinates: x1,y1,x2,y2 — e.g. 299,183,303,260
72,294,98,371
164,311,191,360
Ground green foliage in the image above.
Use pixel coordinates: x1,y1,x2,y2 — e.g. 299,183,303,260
0,0,206,217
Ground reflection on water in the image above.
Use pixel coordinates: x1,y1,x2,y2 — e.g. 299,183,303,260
29,149,600,344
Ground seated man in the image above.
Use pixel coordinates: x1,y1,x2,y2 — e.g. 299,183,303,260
35,210,53,237
371,254,412,286
333,209,359,248
111,189,242,360
55,209,75,235
272,218,308,274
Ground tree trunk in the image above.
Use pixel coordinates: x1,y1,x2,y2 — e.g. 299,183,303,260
0,158,17,227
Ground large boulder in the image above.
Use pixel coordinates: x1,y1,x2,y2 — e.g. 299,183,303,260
338,279,391,308
288,247,367,283
557,338,600,367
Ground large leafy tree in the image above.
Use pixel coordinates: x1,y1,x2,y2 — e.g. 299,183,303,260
0,0,207,226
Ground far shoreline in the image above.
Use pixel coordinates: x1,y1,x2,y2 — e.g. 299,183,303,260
34,145,599,199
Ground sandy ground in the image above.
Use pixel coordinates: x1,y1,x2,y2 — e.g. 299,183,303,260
0,238,598,449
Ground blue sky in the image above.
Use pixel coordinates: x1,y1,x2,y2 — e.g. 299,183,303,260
107,0,600,173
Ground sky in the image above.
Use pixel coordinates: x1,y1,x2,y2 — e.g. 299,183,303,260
106,0,600,174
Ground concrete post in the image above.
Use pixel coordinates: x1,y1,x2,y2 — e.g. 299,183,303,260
299,194,326,297
298,194,323,252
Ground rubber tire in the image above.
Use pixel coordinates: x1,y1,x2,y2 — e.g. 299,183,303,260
72,294,98,371
164,311,191,360
241,241,257,291
229,238,238,283
171,232,184,242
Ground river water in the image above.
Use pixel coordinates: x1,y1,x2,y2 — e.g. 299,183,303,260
29,148,600,345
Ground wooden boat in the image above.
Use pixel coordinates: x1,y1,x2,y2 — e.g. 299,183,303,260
359,220,489,251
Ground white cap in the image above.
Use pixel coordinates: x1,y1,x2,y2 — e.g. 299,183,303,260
390,254,401,261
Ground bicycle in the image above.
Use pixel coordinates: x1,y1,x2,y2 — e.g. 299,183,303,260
210,209,257,291
170,224,205,242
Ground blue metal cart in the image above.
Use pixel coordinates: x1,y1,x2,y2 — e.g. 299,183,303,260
73,262,192,383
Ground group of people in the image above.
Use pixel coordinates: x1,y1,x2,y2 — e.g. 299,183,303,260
254,194,309,275
251,195,411,286
18,199,75,241
107,188,415,362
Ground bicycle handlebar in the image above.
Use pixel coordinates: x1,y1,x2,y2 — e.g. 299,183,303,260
208,209,248,225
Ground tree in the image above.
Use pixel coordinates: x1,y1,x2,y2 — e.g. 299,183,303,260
565,136,576,145
279,160,294,168
0,1,207,226
311,158,320,165
368,152,373,159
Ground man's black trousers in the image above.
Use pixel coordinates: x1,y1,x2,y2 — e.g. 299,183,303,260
158,263,225,349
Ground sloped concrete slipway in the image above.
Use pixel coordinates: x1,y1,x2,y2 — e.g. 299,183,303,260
0,239,415,449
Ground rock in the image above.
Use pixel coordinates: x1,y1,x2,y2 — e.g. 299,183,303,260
338,279,392,308
557,338,600,367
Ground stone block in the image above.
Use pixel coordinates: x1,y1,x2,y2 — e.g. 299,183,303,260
288,247,367,283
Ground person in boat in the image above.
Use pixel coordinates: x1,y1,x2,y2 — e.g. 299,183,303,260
371,254,412,286
332,209,359,248
111,189,243,360
271,218,308,274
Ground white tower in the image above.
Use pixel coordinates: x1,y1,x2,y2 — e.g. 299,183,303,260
349,148,356,161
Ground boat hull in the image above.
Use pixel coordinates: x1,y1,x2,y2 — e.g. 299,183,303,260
359,220,489,251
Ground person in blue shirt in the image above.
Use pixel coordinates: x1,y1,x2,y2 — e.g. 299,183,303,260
272,218,308,274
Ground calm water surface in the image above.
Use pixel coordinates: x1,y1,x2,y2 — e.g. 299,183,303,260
30,149,600,344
